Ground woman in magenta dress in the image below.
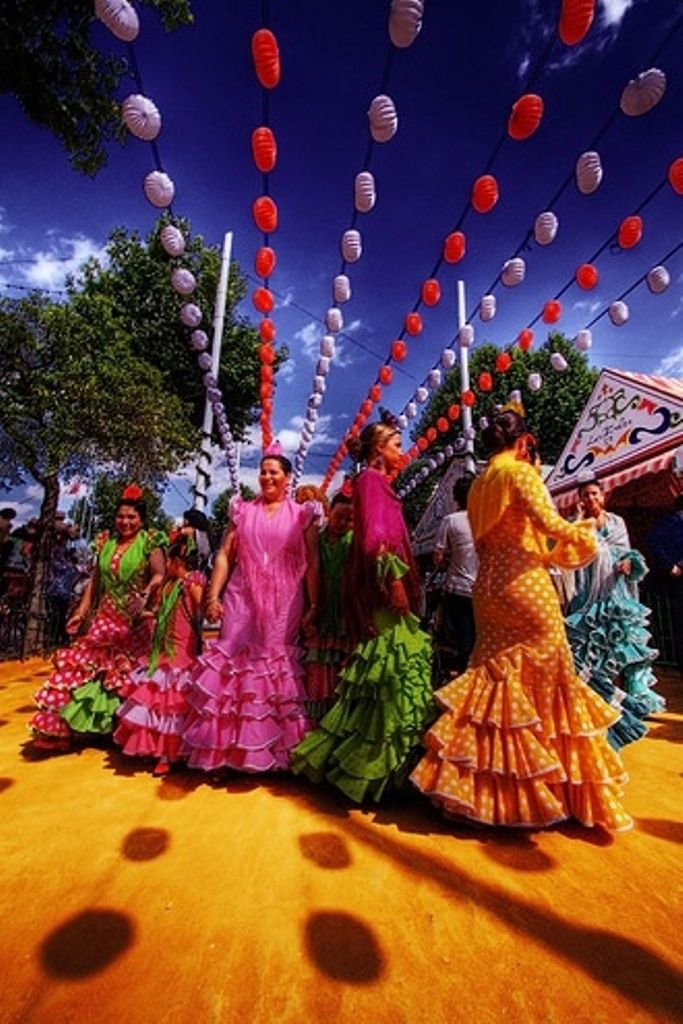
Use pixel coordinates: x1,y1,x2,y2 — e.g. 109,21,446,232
114,535,205,776
181,446,320,773
30,487,166,749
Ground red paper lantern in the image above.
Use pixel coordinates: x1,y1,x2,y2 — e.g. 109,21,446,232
259,381,273,400
478,371,493,391
255,246,276,279
259,365,273,383
426,427,437,443
448,403,461,421
417,437,428,452
253,196,278,234
518,328,534,351
349,424,360,438
542,299,562,324
437,416,449,433
251,127,277,173
369,385,382,403
559,0,595,46
259,343,275,365
471,174,499,214
508,94,544,141
443,231,466,264
391,339,407,361
251,29,281,89
262,398,273,415
379,366,393,386
421,278,441,306
461,390,475,407
361,400,373,416
252,287,274,314
259,318,276,342
618,215,643,250
576,263,599,290
495,352,512,373
405,312,423,336
668,157,683,195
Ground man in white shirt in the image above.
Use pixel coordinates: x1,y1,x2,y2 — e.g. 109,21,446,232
433,473,478,672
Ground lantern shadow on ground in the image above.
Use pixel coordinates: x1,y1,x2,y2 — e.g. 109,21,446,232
299,832,352,869
155,770,205,801
339,814,683,1019
634,817,683,845
121,827,170,861
14,704,36,713
644,719,683,745
39,909,135,979
0,777,15,793
0,718,9,726
477,831,557,872
304,910,385,984
103,748,153,778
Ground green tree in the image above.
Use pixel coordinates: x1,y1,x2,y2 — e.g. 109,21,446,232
86,474,174,536
0,0,194,175
210,484,256,540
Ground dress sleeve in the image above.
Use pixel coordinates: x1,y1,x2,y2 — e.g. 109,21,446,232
228,494,244,527
513,462,597,569
144,528,168,555
300,499,326,530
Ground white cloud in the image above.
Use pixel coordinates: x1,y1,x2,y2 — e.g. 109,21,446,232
278,358,296,382
572,299,602,315
599,0,634,29
276,288,294,309
23,235,109,290
653,345,683,377
294,321,321,360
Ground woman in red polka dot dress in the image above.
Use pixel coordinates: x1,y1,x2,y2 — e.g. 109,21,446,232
411,409,632,832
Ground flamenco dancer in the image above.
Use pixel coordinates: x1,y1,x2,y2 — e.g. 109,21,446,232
291,416,435,803
565,476,664,749
114,535,205,775
30,486,166,749
180,444,319,773
411,409,632,832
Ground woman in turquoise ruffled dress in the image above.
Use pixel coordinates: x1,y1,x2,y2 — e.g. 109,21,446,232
565,478,664,749
291,417,435,802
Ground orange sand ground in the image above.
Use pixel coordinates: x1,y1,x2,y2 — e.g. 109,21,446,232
0,657,681,1024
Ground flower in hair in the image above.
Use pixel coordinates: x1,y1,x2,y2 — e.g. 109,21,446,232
264,440,284,457
122,484,143,501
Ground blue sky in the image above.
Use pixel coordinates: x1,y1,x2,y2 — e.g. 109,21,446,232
1,0,681,521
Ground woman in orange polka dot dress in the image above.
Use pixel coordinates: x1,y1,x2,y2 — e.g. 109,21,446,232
411,410,632,832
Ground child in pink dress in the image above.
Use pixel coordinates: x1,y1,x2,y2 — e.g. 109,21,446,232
114,537,205,776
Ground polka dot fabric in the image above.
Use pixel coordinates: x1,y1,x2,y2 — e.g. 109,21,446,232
411,453,633,832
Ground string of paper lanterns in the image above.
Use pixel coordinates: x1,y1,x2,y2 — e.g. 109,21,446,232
94,0,240,490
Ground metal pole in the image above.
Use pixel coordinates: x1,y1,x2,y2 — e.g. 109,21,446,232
194,231,233,510
457,279,476,475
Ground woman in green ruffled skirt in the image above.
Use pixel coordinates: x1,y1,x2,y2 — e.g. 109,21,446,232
291,417,435,802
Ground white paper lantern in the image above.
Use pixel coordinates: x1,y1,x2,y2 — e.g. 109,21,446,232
307,408,319,422
144,170,175,209
620,68,667,117
180,303,202,328
575,329,592,352
190,330,208,351
436,451,445,465
213,403,225,418
207,387,221,403
454,438,466,452
419,467,429,480
406,402,417,418
171,268,196,295
368,94,398,143
550,352,568,372
646,265,671,294
609,300,630,326
313,375,326,394
121,94,161,141
416,386,428,403
479,417,489,430
528,372,542,392
316,356,331,375
355,171,376,213
309,394,323,408
444,444,454,458
202,372,215,388
441,349,456,370
389,0,424,47
480,294,496,322
427,458,437,471
459,323,474,348
333,274,351,304
320,335,336,358
197,353,212,371
534,211,558,245
428,369,442,389
397,414,408,430
95,0,139,41
341,229,362,263
508,389,522,405
464,426,476,441
501,257,526,287
160,224,185,257
576,151,603,195
325,307,343,333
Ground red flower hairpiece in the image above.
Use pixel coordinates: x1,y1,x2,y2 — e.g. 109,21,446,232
121,484,143,501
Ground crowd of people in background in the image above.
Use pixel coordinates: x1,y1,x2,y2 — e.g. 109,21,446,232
15,406,678,834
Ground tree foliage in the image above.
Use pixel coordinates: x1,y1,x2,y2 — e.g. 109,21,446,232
210,484,256,541
86,474,173,536
0,0,193,174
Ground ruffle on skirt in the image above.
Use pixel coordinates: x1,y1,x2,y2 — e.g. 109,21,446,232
179,641,313,773
114,664,192,761
60,679,121,736
410,644,632,832
291,612,435,804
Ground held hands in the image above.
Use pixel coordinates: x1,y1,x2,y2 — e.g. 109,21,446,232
205,597,223,624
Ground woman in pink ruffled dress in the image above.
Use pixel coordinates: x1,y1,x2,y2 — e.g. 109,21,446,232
181,446,320,772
